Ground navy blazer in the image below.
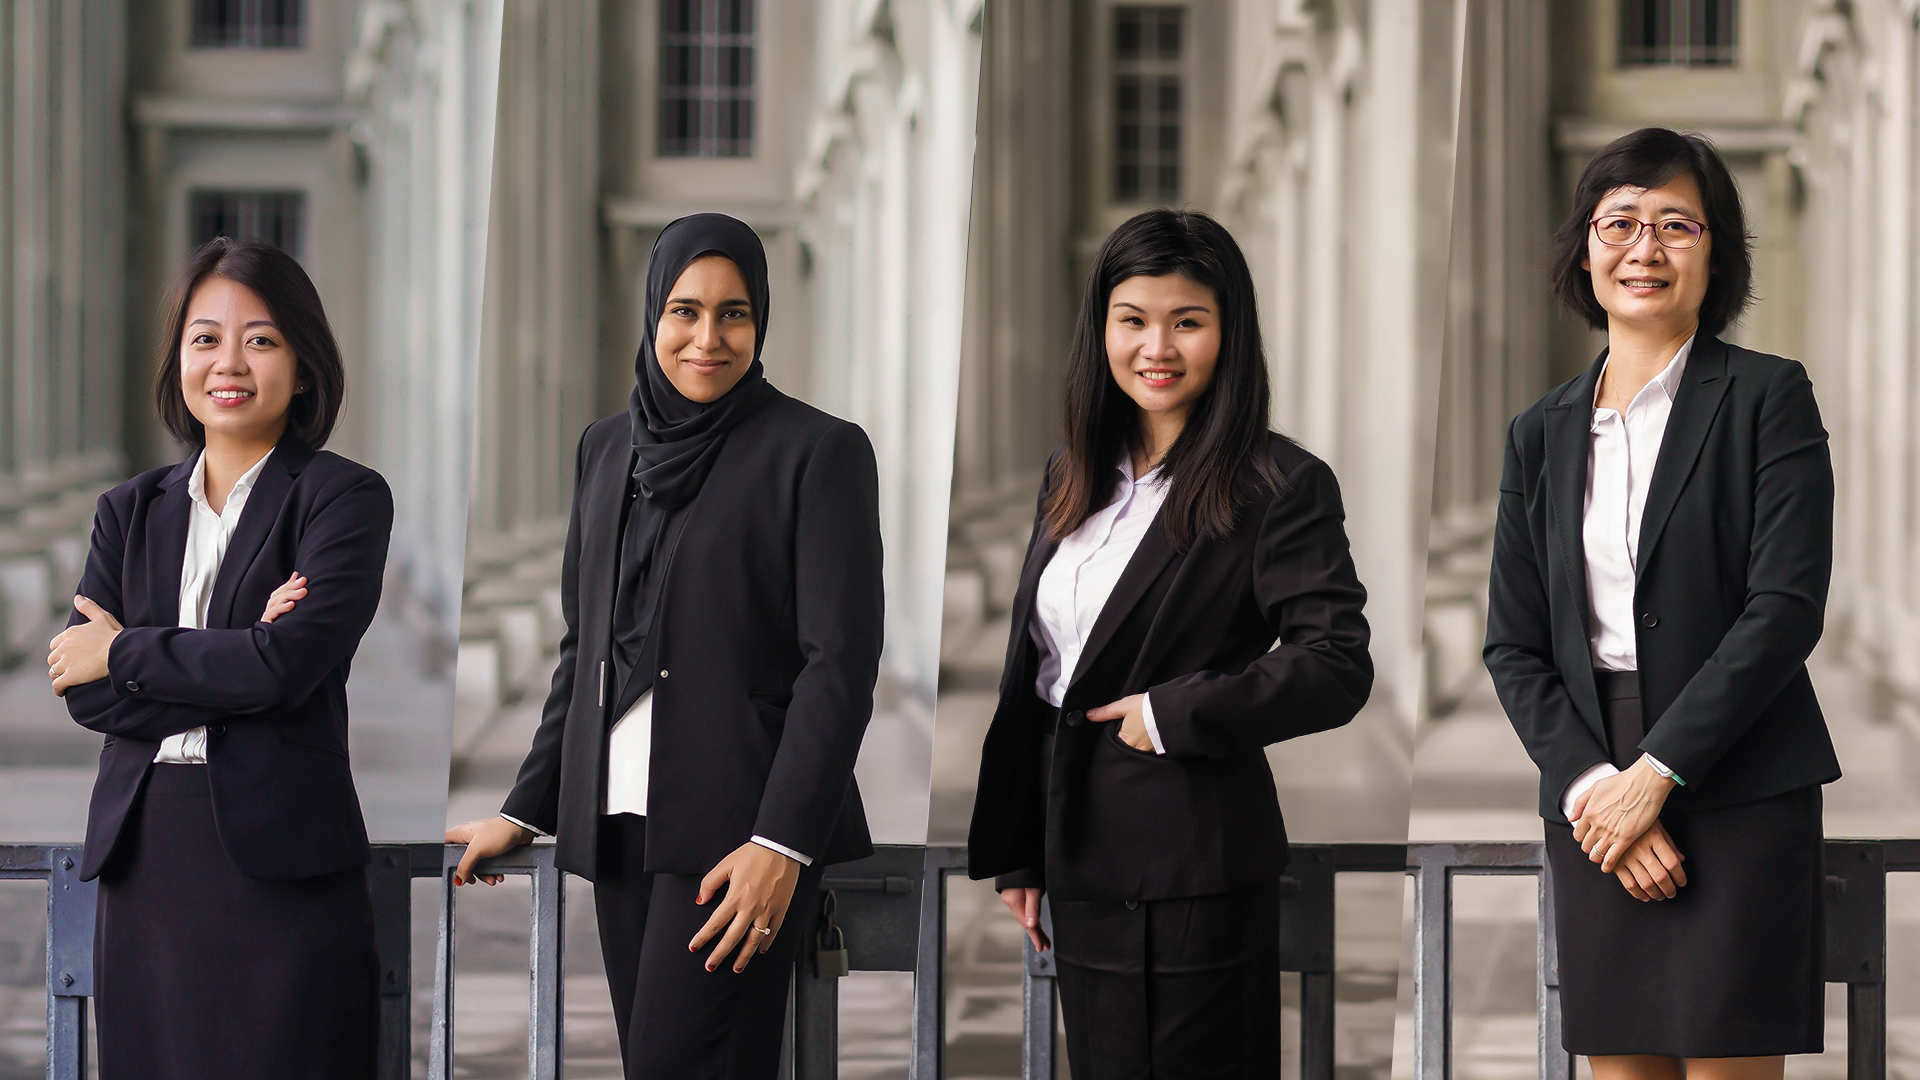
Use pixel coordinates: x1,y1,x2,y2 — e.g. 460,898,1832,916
500,387,884,880
968,435,1374,902
65,439,393,881
1485,335,1841,824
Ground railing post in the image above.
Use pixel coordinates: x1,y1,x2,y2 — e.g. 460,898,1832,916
1824,840,1887,1080
790,957,839,1079
44,848,93,1080
1282,848,1337,1080
1021,898,1056,1080
1536,862,1571,1080
911,849,955,1080
1411,849,1451,1080
527,850,565,1080
430,850,459,1080
370,845,415,1080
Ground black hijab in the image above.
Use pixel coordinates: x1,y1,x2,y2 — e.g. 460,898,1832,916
611,214,778,702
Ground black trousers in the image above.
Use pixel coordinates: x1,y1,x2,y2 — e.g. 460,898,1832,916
593,813,825,1079
93,763,378,1080
1050,877,1282,1079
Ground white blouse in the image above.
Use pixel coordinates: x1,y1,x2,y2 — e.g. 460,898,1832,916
154,448,275,764
1029,453,1169,754
1561,337,1692,817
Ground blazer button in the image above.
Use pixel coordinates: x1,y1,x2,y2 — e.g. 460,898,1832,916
124,681,139,692
1640,612,1658,628
1124,900,1139,910
659,669,669,679
210,724,227,736
1064,710,1085,727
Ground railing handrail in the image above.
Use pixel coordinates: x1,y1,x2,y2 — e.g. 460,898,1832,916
4,837,1911,1079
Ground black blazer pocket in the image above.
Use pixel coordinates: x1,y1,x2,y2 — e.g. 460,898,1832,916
277,729,351,761
1104,722,1165,760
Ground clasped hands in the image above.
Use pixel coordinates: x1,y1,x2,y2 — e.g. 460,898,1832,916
446,817,801,975
47,573,309,697
1570,756,1688,902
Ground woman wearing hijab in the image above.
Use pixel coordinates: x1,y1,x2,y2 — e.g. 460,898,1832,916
967,209,1373,1076
1487,128,1836,1076
447,213,884,1078
46,237,389,1078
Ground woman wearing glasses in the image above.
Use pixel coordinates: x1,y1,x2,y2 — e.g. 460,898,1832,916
1486,127,1836,1078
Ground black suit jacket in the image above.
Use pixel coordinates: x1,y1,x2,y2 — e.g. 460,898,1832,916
967,435,1373,902
1485,336,1840,824
500,387,884,880
66,439,393,881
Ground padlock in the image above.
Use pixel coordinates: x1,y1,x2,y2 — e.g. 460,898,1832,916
815,890,850,978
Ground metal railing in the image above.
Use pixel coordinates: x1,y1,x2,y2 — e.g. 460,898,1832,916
6,837,1915,1078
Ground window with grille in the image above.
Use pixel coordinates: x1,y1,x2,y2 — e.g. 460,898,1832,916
191,0,304,49
659,0,756,158
1619,0,1737,66
190,191,306,260
1112,6,1183,204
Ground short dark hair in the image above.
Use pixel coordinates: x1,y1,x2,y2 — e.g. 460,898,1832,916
1547,127,1754,338
154,237,346,449
1045,209,1287,552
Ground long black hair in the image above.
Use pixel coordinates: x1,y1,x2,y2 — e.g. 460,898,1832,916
1547,127,1754,338
1044,209,1286,552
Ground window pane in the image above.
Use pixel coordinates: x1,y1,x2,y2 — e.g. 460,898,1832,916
192,0,303,49
189,191,307,260
659,0,757,158
1619,0,1737,66
1111,7,1183,204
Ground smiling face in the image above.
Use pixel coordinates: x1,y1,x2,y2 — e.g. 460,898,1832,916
179,275,300,451
654,254,757,404
1582,172,1713,338
1104,273,1221,429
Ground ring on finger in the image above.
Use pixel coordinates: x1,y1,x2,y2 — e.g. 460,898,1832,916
752,925,772,936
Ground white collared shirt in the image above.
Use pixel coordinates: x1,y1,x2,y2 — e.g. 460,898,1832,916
1029,453,1170,754
154,448,275,764
1562,337,1692,817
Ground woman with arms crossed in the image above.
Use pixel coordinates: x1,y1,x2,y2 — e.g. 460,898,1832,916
968,209,1373,1078
45,238,392,1078
1486,128,1838,1079
447,213,884,1079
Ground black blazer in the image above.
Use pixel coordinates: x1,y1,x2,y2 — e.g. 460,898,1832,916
500,387,884,880
65,440,393,881
967,435,1373,902
1485,335,1840,824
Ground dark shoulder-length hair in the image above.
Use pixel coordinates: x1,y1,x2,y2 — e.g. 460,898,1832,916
1043,209,1286,552
154,237,346,449
1547,126,1755,338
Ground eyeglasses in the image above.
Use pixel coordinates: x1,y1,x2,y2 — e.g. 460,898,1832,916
1589,215,1708,249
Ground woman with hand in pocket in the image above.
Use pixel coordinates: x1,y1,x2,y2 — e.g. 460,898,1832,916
967,208,1373,1078
47,237,392,1079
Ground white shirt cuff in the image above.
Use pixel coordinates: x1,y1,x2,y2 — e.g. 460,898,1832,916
500,813,550,839
1141,691,1168,755
750,836,812,866
1561,761,1619,821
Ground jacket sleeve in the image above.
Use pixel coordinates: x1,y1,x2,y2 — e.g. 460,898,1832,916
103,469,393,714
499,430,591,836
62,490,225,742
1483,413,1611,816
1146,456,1374,760
750,422,885,861
1638,362,1833,785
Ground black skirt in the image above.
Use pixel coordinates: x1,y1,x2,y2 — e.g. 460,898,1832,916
1543,671,1824,1058
93,763,379,1080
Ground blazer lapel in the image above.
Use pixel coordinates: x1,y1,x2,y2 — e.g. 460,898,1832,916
1634,337,1731,582
145,458,198,628
1063,507,1178,694
206,442,311,629
1543,353,1605,645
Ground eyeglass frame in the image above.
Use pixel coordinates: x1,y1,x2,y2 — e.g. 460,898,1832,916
1587,214,1710,250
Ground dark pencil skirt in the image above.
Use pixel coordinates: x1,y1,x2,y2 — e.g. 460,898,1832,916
93,763,378,1080
1543,671,1825,1058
